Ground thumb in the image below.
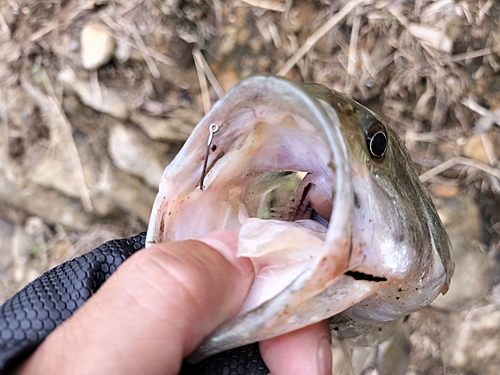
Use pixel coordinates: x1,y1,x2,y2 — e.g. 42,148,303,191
17,231,254,375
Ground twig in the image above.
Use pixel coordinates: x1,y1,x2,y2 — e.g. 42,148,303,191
0,85,8,163
451,48,491,62
478,0,494,24
130,24,160,79
192,49,225,99
0,10,10,40
286,32,308,80
90,70,102,106
347,14,361,76
480,133,500,191
100,13,175,67
35,70,94,212
193,48,211,114
241,0,286,12
268,21,281,49
212,0,223,24
29,1,93,41
481,134,498,166
276,0,366,76
419,156,500,182
461,98,491,117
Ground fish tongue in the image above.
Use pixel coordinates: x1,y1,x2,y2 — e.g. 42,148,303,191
236,218,327,314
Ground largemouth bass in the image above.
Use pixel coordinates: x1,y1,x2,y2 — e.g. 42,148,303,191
146,75,454,362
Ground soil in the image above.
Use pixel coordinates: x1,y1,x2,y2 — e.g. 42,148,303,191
1,0,500,374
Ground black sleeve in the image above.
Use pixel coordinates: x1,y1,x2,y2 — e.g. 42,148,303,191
0,233,146,372
0,232,268,375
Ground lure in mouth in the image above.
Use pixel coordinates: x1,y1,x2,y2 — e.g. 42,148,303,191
146,75,453,360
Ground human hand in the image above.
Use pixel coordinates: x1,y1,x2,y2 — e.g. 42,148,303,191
16,231,332,375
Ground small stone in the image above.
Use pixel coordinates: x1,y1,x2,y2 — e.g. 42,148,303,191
444,308,500,373
115,40,132,62
108,121,170,188
29,136,115,217
0,166,94,231
407,23,453,53
462,133,492,165
131,110,199,142
81,24,116,70
432,197,494,311
430,184,459,199
59,68,128,119
98,165,156,223
24,217,44,236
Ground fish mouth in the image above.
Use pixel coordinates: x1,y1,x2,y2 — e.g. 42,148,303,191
146,75,386,360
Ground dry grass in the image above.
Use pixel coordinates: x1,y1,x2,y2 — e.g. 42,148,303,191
1,0,500,373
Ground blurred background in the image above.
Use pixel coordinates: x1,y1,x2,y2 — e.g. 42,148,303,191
1,0,500,373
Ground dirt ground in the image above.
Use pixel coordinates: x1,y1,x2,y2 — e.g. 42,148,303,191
1,0,500,374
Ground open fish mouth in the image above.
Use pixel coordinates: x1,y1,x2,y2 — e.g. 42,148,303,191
145,75,441,360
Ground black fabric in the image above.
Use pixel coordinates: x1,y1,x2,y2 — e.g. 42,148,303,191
180,343,268,375
0,233,268,375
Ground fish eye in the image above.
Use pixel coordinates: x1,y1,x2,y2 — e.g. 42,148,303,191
366,122,387,159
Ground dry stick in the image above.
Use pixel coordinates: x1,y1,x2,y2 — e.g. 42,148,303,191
480,133,500,191
38,69,94,212
451,48,492,62
90,70,102,106
131,25,161,79
481,0,495,17
212,0,223,24
481,133,499,166
29,1,93,41
286,32,308,80
461,98,491,117
276,0,366,77
0,87,8,163
268,21,282,49
347,14,361,76
0,10,10,40
99,13,175,67
241,0,286,12
419,156,500,183
193,49,211,114
193,49,225,99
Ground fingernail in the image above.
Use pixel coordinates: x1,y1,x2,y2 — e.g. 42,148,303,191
198,230,253,275
317,334,332,375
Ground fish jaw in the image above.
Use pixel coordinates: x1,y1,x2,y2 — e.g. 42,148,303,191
191,274,383,361
146,75,453,360
145,76,390,356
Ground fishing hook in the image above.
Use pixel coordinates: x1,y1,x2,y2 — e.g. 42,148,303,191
199,123,219,190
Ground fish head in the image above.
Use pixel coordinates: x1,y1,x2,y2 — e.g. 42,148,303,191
304,83,454,343
145,75,453,359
